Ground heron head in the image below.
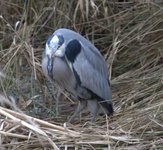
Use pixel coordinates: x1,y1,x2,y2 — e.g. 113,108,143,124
45,34,65,58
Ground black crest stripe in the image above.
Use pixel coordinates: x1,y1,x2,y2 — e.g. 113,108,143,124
57,35,64,46
65,39,81,63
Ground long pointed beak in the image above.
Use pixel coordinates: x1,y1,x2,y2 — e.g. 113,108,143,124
51,52,55,58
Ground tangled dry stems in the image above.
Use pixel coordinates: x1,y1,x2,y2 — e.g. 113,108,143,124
0,0,163,149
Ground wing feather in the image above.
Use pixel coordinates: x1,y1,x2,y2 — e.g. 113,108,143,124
72,44,112,101
55,28,109,79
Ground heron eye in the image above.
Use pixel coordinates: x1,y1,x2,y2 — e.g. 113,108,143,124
57,45,61,49
53,45,60,49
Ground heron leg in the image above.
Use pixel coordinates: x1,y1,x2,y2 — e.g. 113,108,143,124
56,90,63,116
55,86,64,116
68,100,87,123
87,100,100,122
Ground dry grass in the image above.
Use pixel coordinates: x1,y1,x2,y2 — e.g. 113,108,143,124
0,0,163,149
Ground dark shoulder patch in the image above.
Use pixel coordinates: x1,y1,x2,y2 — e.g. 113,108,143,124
65,39,81,63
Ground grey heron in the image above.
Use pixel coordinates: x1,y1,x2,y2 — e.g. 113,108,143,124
42,28,113,122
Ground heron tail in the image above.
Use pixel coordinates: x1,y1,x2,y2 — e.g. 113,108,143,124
98,99,114,115
85,88,114,115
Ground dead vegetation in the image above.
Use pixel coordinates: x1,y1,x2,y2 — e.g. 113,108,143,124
0,0,163,149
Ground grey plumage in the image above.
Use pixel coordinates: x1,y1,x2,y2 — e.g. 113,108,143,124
42,28,113,122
